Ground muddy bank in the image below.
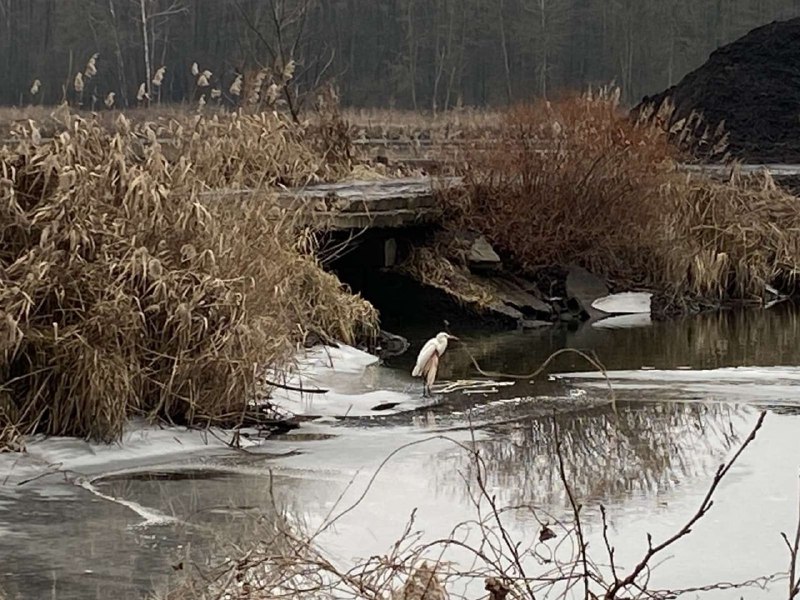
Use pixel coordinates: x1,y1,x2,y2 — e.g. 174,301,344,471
635,18,800,163
331,222,792,336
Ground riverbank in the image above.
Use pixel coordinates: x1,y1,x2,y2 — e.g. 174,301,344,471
6,80,800,447
395,90,800,325
0,103,380,449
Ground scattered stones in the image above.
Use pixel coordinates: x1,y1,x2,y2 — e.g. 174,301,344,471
467,235,502,269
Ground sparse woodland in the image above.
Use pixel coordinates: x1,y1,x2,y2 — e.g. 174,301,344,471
1,0,800,110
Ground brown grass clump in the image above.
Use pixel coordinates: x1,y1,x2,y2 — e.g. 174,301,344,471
447,88,677,280
0,110,376,446
662,172,800,303
447,88,800,309
399,246,495,309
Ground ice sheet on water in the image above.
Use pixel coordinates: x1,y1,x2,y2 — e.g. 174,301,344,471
0,420,244,487
554,365,800,404
268,344,425,417
0,344,420,487
591,291,652,314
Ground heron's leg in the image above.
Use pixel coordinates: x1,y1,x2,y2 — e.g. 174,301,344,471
424,354,439,399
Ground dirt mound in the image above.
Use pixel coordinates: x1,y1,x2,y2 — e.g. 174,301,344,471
635,18,800,163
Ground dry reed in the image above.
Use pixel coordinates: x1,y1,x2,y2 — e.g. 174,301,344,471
398,246,496,312
445,88,800,310
0,107,376,447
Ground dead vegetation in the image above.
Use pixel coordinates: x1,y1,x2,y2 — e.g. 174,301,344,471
0,107,377,448
443,88,800,311
661,171,800,304
398,246,495,310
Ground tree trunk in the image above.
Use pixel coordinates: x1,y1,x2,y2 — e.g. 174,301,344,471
499,0,513,103
140,0,152,100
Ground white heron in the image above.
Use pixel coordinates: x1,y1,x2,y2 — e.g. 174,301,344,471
411,332,458,397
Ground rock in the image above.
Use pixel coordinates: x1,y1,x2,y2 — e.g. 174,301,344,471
488,301,526,323
378,329,410,357
565,266,608,320
591,292,653,315
521,319,552,329
467,235,501,268
483,274,553,318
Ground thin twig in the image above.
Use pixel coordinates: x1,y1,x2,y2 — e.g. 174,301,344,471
604,411,767,599
781,474,800,599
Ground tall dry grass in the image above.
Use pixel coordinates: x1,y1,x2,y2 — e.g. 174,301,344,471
661,172,800,303
447,89,800,309
448,89,676,279
0,109,376,448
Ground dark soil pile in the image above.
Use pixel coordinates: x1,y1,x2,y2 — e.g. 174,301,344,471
635,18,800,163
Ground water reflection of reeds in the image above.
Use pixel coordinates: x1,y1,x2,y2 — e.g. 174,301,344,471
436,402,750,510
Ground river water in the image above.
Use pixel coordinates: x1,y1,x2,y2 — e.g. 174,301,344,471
2,306,800,599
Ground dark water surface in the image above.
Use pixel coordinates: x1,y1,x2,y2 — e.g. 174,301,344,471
2,306,800,599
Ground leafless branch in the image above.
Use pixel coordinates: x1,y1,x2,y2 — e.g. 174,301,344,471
782,474,800,599
604,411,767,599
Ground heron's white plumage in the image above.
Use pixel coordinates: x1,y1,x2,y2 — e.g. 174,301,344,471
411,332,452,380
412,338,439,376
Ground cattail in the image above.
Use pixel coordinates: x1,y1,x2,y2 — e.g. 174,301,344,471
104,92,116,108
282,59,296,81
266,82,280,104
191,62,199,76
136,83,148,102
84,53,99,78
30,79,41,95
229,74,242,97
29,120,42,146
152,66,166,87
74,73,85,93
248,68,269,104
210,88,221,99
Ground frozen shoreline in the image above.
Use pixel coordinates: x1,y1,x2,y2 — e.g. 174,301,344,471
0,343,420,487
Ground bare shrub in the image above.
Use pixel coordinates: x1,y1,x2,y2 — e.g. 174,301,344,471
0,109,376,446
446,89,800,309
446,88,676,281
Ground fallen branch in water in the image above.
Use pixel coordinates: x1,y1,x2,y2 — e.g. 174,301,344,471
460,345,617,407
264,379,329,394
